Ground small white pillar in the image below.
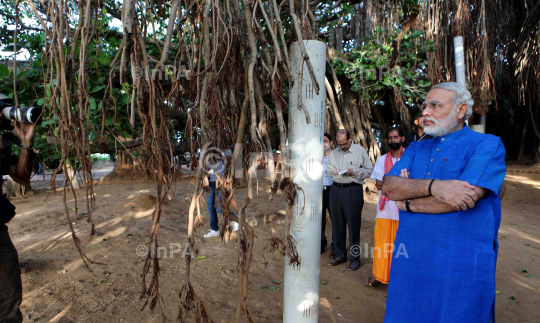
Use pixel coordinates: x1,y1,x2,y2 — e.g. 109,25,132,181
453,36,466,87
455,36,486,133
284,40,326,323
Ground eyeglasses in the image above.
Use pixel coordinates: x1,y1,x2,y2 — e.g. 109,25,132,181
420,101,456,112
337,141,350,148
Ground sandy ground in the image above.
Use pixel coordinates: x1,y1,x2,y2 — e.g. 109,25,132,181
3,162,539,322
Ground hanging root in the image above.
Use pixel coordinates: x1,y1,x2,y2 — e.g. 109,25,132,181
260,158,286,266
279,177,305,268
178,282,215,323
261,236,287,267
285,233,301,269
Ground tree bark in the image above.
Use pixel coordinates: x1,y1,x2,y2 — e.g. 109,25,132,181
518,117,529,161
66,160,81,190
4,178,32,198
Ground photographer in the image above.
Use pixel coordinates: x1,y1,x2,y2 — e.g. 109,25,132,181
0,93,37,323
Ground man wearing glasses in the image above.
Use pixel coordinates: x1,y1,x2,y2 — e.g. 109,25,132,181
325,129,373,271
382,82,506,323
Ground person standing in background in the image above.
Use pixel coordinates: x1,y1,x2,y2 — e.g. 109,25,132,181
403,110,433,149
321,133,334,257
326,129,373,271
203,154,239,238
367,127,405,287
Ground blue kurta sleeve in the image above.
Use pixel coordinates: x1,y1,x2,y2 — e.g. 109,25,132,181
386,142,417,177
458,137,506,196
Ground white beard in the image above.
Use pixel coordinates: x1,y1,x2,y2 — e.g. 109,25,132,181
423,108,459,137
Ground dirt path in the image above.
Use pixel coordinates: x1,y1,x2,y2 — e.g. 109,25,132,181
5,164,540,322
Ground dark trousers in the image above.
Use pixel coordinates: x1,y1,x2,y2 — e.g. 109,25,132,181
329,184,364,262
321,187,334,251
206,181,223,231
0,225,23,323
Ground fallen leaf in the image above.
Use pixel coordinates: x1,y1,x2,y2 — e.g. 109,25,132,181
320,279,328,285
196,256,206,260
495,291,501,294
192,264,197,267
272,280,281,285
525,274,535,278
98,281,103,284
509,296,516,300
266,286,278,290
519,268,528,273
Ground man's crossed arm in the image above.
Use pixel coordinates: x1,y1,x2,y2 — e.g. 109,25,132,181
381,171,491,214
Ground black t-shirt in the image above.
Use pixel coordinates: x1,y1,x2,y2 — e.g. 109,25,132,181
0,134,18,225
402,131,434,149
0,136,19,186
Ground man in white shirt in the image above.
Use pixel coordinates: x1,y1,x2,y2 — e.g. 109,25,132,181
321,133,334,256
326,129,373,271
367,127,405,286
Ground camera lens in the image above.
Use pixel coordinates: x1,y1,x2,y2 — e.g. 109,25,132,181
1,107,42,124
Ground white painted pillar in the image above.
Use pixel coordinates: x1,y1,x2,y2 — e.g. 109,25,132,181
284,40,326,323
455,36,486,133
453,36,466,87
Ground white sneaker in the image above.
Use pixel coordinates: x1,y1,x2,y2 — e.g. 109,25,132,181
204,230,220,238
231,221,239,232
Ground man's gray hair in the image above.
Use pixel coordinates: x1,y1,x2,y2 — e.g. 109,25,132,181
432,82,474,119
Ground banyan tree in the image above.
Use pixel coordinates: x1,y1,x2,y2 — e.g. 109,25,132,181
0,0,538,321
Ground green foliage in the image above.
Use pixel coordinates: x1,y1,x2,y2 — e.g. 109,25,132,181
0,0,190,165
332,29,433,105
0,4,144,162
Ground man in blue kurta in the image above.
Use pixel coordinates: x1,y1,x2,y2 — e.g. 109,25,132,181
381,82,506,323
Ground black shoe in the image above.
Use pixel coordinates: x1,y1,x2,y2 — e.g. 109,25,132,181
347,260,360,271
328,257,346,266
329,250,336,259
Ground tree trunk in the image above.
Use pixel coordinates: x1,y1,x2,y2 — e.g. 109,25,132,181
232,74,250,186
4,178,33,198
114,151,136,171
133,156,142,171
518,117,529,161
66,160,81,190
